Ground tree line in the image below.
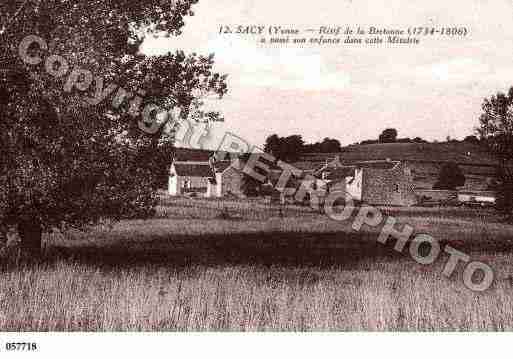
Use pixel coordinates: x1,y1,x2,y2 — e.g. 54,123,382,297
263,134,342,162
358,128,481,146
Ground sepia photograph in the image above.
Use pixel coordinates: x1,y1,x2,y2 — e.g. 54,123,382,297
1,0,513,354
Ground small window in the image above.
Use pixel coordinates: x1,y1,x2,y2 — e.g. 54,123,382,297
395,184,400,192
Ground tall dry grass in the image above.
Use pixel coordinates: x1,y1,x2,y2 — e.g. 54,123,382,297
1,255,513,331
1,197,513,331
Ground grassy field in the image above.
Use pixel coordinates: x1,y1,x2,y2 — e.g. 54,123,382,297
1,197,513,331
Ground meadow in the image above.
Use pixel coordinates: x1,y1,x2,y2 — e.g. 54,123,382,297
1,197,513,331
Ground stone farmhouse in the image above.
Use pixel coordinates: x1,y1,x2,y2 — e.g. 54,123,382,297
311,156,417,206
168,149,416,206
169,161,216,196
168,150,247,198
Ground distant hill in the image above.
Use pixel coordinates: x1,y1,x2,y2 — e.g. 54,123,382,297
174,142,497,167
298,142,497,167
297,142,499,191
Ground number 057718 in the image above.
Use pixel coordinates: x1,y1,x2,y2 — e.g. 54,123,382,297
5,342,38,351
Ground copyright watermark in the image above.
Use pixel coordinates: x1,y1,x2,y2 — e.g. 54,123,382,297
216,134,495,292
18,34,187,136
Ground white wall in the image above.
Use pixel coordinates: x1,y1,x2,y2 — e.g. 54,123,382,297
168,165,180,196
216,173,223,197
346,168,363,201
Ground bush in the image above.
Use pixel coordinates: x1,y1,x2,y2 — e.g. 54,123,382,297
433,162,465,190
495,182,513,215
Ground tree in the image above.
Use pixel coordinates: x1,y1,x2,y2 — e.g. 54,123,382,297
464,135,480,144
264,134,281,158
379,128,398,143
318,138,341,153
302,137,342,153
0,1,228,255
433,162,465,190
477,87,513,215
263,134,303,162
282,135,304,162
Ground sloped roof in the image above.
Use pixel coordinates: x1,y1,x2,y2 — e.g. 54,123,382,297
354,161,399,170
173,148,214,162
320,167,355,180
291,161,323,171
174,163,215,178
215,160,234,173
173,147,249,163
312,159,400,180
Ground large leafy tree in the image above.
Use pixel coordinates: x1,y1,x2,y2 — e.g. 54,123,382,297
378,128,398,143
263,134,281,158
0,0,228,254
303,137,342,153
433,162,465,190
263,134,304,162
478,87,513,215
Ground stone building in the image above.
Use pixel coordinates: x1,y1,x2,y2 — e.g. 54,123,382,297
214,159,246,198
313,157,417,206
358,161,417,206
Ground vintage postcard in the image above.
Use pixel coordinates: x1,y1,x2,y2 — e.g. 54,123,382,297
1,0,513,356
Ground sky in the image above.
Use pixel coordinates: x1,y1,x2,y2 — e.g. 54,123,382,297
141,0,513,149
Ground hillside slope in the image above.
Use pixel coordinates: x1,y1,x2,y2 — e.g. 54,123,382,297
299,142,497,166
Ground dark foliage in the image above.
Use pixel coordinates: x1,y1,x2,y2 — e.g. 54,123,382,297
263,134,305,162
0,0,228,254
464,135,480,144
378,128,398,143
263,134,341,162
433,162,465,190
412,137,428,143
478,87,513,215
240,174,263,197
303,138,342,153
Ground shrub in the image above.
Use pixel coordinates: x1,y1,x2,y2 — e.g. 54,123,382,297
433,162,465,190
